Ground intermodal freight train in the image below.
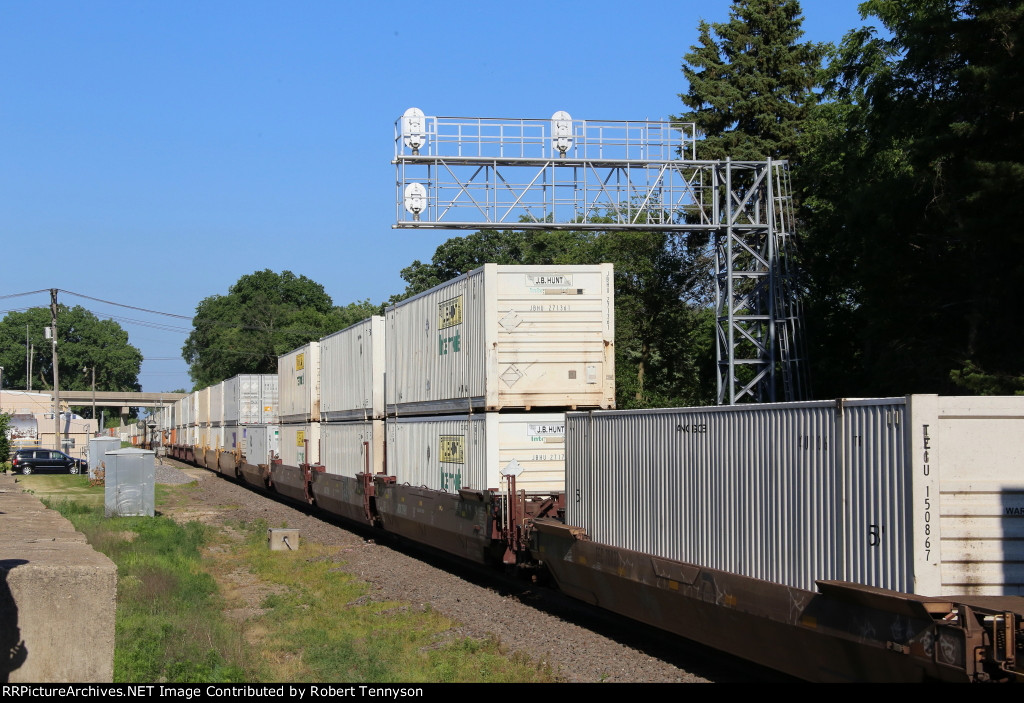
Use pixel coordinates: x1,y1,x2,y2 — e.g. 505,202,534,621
144,264,1024,682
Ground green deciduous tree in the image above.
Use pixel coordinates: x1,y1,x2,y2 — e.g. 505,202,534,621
0,306,143,416
799,0,1024,397
183,270,379,388
673,0,825,161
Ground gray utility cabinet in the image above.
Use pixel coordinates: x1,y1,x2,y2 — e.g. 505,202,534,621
103,448,155,518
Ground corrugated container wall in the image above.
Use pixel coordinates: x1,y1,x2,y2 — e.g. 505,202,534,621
279,423,321,467
565,396,1024,597
386,264,615,415
278,343,321,423
386,413,566,494
321,317,386,421
323,421,385,476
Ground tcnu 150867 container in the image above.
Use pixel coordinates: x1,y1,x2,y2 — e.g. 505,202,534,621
322,421,385,476
278,343,320,423
278,423,321,467
386,264,615,415
386,413,566,494
223,374,279,425
565,395,1024,596
321,317,385,421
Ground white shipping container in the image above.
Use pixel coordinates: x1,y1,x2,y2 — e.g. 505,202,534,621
240,425,280,464
386,412,566,494
195,388,210,425
261,375,279,424
278,343,321,423
279,423,321,467
321,317,386,421
173,398,186,431
565,395,1024,596
323,421,385,477
223,374,277,425
386,264,615,415
209,382,225,426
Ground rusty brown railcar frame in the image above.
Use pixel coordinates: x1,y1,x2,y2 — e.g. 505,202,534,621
529,519,1024,682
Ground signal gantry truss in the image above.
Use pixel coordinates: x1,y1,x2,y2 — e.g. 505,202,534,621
392,110,809,404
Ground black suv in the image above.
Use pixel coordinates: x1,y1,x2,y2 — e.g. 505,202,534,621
10,449,88,475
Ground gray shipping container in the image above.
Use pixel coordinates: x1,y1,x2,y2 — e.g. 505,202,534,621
321,317,386,421
239,424,280,464
323,420,385,476
386,412,566,493
278,343,320,423
565,395,1024,596
104,448,155,517
386,264,615,415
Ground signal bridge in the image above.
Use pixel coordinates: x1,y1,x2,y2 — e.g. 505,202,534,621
393,109,808,405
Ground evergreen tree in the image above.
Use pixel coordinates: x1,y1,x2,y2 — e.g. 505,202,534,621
674,0,825,161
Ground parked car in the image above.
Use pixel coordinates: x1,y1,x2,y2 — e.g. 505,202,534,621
11,449,88,475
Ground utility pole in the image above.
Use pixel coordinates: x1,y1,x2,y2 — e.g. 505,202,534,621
84,366,96,436
51,288,60,451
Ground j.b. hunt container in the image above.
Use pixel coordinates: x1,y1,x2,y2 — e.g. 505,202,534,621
279,423,320,467
386,412,566,494
565,395,1024,596
278,343,320,423
323,421,385,476
321,317,385,421
386,264,615,415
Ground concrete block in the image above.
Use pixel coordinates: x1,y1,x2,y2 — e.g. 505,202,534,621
267,528,300,551
0,475,116,682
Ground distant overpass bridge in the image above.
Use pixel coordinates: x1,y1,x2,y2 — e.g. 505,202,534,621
57,391,187,409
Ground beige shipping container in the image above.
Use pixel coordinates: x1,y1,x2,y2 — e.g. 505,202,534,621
386,412,566,494
321,317,386,421
278,343,321,423
386,264,615,415
279,422,321,467
322,421,385,476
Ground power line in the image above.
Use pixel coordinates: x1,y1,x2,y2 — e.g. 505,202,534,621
60,289,193,320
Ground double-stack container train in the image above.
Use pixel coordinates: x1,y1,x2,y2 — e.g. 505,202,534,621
149,263,1024,682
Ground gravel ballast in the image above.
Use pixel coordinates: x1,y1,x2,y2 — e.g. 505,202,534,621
156,461,762,683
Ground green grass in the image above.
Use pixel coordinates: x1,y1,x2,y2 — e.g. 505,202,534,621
47,499,254,683
16,474,105,507
45,482,558,684
227,519,555,683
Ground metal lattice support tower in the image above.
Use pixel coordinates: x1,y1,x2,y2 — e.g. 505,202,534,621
393,111,809,404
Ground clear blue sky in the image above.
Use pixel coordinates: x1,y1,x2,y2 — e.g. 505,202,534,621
1,0,874,392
